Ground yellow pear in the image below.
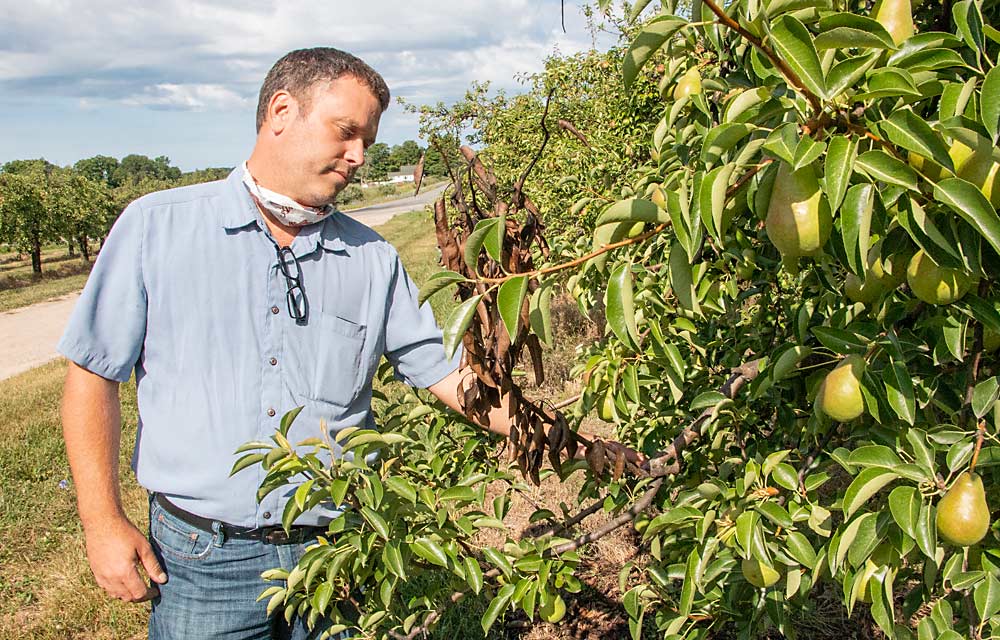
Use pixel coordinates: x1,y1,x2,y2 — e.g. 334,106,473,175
907,139,975,183
845,242,909,305
956,137,1000,208
906,249,972,305
853,559,880,604
936,471,991,547
673,67,702,101
765,162,832,259
816,355,866,422
741,558,781,588
871,0,914,45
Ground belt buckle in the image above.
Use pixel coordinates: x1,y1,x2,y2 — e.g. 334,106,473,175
263,527,295,545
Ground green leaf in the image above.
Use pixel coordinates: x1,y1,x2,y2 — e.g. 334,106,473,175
841,184,874,276
826,53,879,99
888,486,920,538
785,531,817,569
607,262,640,349
952,0,984,51
481,582,516,634
772,463,799,491
849,445,903,470
279,406,304,435
699,163,737,244
382,543,407,580
764,123,798,164
884,359,916,425
882,109,956,174
934,178,1000,257
824,136,857,214
411,537,449,567
497,275,528,342
312,582,333,615
690,391,726,411
856,68,921,100
814,13,896,49
757,502,794,528
772,345,812,381
483,547,514,578
982,66,1000,141
679,549,699,617
622,15,688,89
700,123,754,168
668,241,699,315
856,150,920,191
843,468,900,518
442,294,482,360
528,280,554,347
974,573,1000,622
811,326,869,354
465,557,484,595
464,218,500,272
973,377,999,419
360,506,390,540
596,198,670,226
419,270,467,306
793,136,825,171
230,452,265,476
385,476,417,504
769,15,827,99
914,500,937,559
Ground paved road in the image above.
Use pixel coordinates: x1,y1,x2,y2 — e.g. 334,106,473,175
0,185,448,382
0,292,80,381
342,182,446,227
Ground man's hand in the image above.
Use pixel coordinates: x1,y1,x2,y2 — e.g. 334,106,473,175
84,515,166,603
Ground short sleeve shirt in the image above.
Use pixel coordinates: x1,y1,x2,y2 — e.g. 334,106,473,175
58,168,460,526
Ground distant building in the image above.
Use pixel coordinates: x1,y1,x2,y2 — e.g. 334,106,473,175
386,165,417,183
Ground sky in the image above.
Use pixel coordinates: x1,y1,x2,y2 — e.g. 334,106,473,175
0,1,616,171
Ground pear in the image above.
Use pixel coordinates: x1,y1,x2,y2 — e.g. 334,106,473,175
871,0,914,45
906,249,972,305
816,355,866,422
955,135,1000,208
765,162,832,259
741,558,781,588
907,139,975,182
673,67,702,101
936,471,991,547
845,242,909,305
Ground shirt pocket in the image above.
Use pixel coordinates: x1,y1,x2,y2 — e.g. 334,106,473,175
310,313,367,406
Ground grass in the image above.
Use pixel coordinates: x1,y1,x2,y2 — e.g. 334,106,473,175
0,245,97,313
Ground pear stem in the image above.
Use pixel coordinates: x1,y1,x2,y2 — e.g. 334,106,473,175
969,420,986,473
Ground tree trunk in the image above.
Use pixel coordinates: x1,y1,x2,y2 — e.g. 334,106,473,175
78,235,91,263
68,238,77,257
31,234,42,274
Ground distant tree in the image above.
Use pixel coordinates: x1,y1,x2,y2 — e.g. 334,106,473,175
422,134,462,177
0,166,56,274
51,169,114,262
74,155,121,187
387,140,422,171
115,154,181,185
176,167,233,186
362,142,391,182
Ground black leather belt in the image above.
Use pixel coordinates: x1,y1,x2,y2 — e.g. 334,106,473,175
153,493,328,545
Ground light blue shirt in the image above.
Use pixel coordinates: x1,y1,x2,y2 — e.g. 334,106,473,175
58,168,460,527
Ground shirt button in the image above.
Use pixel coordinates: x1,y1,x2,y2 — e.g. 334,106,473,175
270,306,280,314
267,408,276,417
269,357,278,366
263,511,272,519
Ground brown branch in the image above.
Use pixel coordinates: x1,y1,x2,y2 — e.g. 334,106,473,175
700,0,822,113
549,477,665,555
513,88,556,196
647,359,762,477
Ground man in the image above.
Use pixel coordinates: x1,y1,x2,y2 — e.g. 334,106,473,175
60,47,638,639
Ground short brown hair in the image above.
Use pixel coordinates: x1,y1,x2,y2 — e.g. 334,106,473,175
255,48,390,132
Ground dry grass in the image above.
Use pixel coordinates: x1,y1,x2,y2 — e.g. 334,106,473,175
0,244,97,313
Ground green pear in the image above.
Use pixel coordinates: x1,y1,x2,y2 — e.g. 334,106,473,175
871,0,914,45
936,471,991,547
765,162,832,259
673,67,702,101
816,355,866,422
906,249,972,305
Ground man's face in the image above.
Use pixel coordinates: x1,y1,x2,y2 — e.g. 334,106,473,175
278,75,381,207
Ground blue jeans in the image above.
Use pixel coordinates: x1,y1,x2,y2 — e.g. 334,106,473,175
147,495,348,639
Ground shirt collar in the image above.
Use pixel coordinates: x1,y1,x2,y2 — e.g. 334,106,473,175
221,167,351,255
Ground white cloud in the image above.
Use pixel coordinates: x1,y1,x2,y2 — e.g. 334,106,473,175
121,83,252,111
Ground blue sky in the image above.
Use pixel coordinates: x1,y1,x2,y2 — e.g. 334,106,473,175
1,1,614,171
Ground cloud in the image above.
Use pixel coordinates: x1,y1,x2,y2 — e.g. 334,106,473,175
121,83,252,111
0,0,608,113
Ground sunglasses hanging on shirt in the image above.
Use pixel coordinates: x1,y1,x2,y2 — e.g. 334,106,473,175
276,246,309,325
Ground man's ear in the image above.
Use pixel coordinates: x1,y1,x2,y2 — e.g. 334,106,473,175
265,90,297,135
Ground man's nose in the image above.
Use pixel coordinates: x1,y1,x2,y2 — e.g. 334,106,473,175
345,139,366,166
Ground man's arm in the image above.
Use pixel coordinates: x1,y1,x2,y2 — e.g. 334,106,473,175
427,366,645,466
61,362,166,602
